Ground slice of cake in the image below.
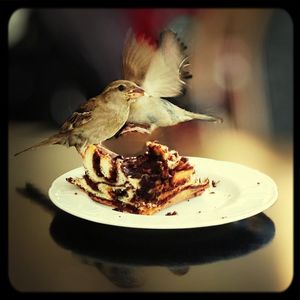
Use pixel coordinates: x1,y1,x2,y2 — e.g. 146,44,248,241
67,141,209,215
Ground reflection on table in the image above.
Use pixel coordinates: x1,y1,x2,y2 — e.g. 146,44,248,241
18,183,275,289
51,212,275,288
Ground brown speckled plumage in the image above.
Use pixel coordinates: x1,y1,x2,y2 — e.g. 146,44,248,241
15,80,144,156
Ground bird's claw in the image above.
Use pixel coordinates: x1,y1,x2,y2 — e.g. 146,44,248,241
95,145,118,158
117,123,152,136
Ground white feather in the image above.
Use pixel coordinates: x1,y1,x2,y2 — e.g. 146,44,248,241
142,31,185,98
122,30,155,85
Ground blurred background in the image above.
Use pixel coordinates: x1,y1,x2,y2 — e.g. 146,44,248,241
9,8,293,147
8,9,294,292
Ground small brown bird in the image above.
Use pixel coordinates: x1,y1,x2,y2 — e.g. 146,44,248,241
118,30,222,135
15,80,144,156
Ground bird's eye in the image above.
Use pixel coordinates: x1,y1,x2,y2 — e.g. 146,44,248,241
118,85,125,91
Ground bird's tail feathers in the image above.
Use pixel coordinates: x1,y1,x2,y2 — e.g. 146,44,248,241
14,134,65,156
179,56,192,83
185,111,223,123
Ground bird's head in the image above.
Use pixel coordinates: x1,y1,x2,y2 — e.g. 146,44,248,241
103,80,145,104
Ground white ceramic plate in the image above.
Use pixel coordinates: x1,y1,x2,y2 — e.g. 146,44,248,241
48,157,278,229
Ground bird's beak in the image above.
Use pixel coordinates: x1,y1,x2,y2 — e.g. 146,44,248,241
128,87,145,99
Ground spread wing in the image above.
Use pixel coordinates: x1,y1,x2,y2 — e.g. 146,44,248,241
60,97,97,133
142,30,186,98
122,29,156,86
122,29,190,98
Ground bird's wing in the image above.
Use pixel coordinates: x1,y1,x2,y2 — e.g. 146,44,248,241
142,30,186,98
122,29,156,86
60,98,97,133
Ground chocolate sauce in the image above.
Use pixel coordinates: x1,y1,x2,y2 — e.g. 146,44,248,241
83,175,99,191
114,188,129,198
121,145,171,182
66,177,73,183
136,175,160,201
92,151,103,177
73,142,211,214
109,157,118,182
84,174,128,190
85,189,140,214
112,203,139,214
181,157,188,163
92,150,121,182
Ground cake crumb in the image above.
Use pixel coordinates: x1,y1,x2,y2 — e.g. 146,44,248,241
212,180,220,188
166,211,177,216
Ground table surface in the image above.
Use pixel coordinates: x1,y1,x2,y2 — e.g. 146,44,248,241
8,121,293,292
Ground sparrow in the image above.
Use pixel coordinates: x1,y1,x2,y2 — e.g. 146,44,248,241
118,29,222,136
14,80,144,156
